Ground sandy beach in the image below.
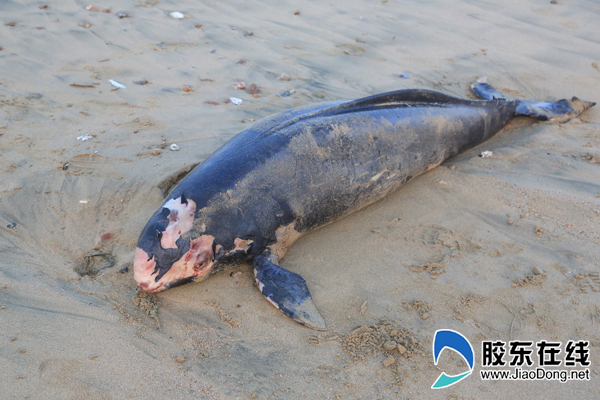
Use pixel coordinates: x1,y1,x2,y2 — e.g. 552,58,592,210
1,0,599,398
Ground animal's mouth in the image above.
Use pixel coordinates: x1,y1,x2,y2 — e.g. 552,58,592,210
134,235,217,293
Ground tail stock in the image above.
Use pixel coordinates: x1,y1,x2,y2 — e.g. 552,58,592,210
471,77,595,123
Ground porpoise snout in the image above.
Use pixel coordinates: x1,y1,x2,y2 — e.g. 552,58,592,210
134,235,218,293
133,247,163,292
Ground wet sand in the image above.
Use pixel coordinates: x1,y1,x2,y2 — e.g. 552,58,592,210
1,0,599,398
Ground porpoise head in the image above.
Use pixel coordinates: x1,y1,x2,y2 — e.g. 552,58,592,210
134,194,219,293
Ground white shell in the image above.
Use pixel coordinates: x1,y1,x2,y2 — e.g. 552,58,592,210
109,79,126,89
169,143,180,151
77,134,92,141
229,97,243,105
170,11,185,19
480,150,493,158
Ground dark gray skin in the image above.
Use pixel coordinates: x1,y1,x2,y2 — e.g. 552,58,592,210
134,80,594,329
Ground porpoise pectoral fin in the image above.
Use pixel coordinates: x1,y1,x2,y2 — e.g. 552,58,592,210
253,252,326,331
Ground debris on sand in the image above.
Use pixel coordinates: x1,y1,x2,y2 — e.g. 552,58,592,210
342,322,423,384
86,5,111,13
342,322,422,361
229,97,243,105
70,83,96,88
245,83,260,95
109,79,126,89
512,266,546,287
359,300,368,316
133,290,159,319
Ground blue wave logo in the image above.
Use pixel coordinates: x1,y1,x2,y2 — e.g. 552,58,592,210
431,329,474,389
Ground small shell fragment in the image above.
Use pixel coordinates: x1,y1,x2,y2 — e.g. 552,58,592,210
109,79,126,89
277,73,291,81
359,300,368,316
480,150,493,158
229,97,243,105
245,83,260,95
170,11,185,19
86,5,110,12
80,199,90,204
235,82,246,90
531,266,544,275
77,134,93,141
169,144,180,151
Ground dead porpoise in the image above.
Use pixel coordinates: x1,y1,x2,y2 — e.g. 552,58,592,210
134,79,594,330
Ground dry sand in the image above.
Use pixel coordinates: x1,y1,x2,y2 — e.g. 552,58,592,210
1,0,599,398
